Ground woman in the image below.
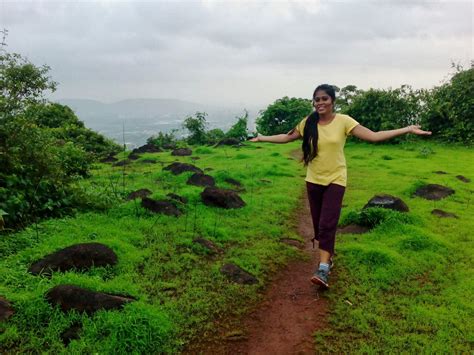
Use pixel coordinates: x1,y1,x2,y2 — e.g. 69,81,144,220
250,84,431,288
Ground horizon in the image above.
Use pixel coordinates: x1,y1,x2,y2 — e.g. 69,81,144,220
2,0,471,108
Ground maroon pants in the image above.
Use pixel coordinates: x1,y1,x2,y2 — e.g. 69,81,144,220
306,182,345,256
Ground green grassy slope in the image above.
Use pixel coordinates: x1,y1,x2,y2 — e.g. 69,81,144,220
316,141,473,353
0,142,306,353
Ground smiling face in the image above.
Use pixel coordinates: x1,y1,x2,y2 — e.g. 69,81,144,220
313,89,334,115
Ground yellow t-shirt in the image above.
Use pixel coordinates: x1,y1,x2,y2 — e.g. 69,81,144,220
295,113,359,187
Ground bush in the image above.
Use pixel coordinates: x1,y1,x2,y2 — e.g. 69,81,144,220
147,129,179,149
421,65,474,145
256,97,312,135
183,112,208,145
225,110,248,141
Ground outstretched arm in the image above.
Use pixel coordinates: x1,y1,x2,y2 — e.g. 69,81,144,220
249,129,301,143
351,124,431,143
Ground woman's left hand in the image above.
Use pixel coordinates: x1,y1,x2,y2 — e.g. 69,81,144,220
407,125,432,136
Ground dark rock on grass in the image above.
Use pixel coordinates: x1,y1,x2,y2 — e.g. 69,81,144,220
166,193,188,204
128,152,141,160
413,184,455,200
201,187,245,209
162,143,177,150
220,263,258,285
187,173,216,187
191,156,200,161
216,138,241,146
280,238,304,249
113,160,131,167
433,170,448,175
29,243,118,276
456,175,471,183
46,285,134,315
164,162,203,175
363,194,409,212
204,167,214,172
126,188,152,200
133,143,162,154
0,296,14,322
141,197,182,216
260,179,272,184
99,154,118,163
61,322,82,346
431,209,459,218
193,237,223,255
172,148,192,156
224,178,242,187
337,224,370,235
141,159,157,164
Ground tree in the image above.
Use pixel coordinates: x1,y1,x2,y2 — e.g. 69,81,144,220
183,111,208,145
336,85,362,113
421,65,474,144
225,109,248,141
256,97,312,135
346,86,423,141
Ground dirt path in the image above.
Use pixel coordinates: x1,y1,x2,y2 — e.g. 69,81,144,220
187,195,329,354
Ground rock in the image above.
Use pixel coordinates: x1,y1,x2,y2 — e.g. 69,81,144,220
191,157,200,161
140,159,158,164
132,143,162,154
204,167,214,172
126,188,152,200
141,197,182,216
113,160,130,167
413,184,455,200
61,322,82,346
99,154,118,163
162,143,177,150
201,187,246,209
46,285,134,314
0,296,14,322
259,179,272,184
280,238,304,249
431,209,459,218
224,178,242,187
363,194,409,212
128,152,141,160
164,162,203,175
433,171,447,175
166,193,188,204
456,175,471,183
171,148,192,156
337,224,370,235
216,138,241,146
29,243,118,276
220,263,258,285
187,173,216,187
193,237,223,255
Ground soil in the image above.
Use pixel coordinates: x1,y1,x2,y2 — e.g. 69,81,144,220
186,197,329,354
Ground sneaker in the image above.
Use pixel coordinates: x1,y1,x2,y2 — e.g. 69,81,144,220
311,269,329,288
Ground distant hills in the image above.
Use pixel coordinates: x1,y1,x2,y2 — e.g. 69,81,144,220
57,98,258,148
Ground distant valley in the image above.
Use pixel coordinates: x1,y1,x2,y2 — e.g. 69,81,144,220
58,98,259,148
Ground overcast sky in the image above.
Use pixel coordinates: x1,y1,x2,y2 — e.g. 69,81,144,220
1,0,472,108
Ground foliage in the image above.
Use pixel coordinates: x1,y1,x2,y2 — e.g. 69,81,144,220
147,129,179,149
256,96,312,135
0,50,114,228
0,116,85,228
205,128,225,145
225,110,249,141
346,85,423,143
183,112,208,145
336,85,362,113
0,52,57,118
24,102,120,157
421,65,474,145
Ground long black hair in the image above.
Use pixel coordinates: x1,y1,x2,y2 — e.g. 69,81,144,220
302,84,336,166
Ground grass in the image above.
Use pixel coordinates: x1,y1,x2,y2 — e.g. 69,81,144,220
0,139,472,353
315,140,474,353
0,142,305,353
